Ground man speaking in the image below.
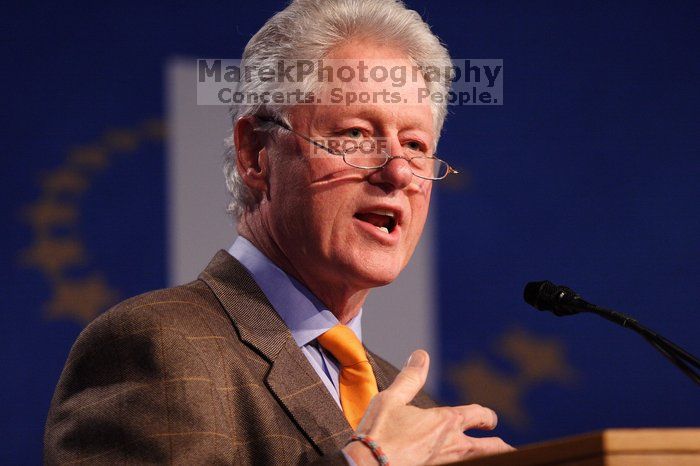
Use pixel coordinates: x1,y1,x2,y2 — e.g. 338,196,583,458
45,0,512,464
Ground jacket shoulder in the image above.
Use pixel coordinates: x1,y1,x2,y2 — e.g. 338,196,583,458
88,279,229,335
44,280,244,464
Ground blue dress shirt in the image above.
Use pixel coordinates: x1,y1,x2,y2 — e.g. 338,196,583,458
228,236,363,408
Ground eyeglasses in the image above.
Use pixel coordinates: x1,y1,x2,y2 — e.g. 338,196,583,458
256,116,459,181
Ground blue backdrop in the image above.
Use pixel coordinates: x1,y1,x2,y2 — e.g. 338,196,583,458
2,1,698,464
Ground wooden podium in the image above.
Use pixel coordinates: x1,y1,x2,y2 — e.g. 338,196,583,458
456,429,700,465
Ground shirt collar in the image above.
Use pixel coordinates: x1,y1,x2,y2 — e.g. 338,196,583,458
228,236,363,347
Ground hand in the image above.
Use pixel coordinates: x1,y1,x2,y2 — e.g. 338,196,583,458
342,350,514,466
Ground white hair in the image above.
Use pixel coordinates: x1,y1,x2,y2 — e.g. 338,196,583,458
223,0,452,218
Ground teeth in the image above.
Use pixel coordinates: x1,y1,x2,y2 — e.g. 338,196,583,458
377,226,389,234
369,210,395,218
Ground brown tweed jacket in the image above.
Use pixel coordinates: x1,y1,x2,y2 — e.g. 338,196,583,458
44,250,435,465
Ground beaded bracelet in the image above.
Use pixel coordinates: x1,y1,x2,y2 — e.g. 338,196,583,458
348,434,390,465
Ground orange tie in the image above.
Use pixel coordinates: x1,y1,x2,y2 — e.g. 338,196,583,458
317,325,378,429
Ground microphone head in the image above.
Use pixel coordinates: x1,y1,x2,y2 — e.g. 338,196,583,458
523,280,582,316
523,280,555,310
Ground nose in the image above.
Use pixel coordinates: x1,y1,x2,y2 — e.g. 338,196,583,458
367,149,414,191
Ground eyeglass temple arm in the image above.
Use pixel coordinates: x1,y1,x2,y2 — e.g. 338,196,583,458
255,115,343,156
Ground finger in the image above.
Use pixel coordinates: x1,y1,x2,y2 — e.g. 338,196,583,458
382,349,430,405
465,436,515,457
454,404,498,431
426,432,514,465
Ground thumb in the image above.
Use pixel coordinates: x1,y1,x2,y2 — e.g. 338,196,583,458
383,350,430,405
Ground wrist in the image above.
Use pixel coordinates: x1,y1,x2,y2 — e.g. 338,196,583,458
345,434,390,466
343,439,381,466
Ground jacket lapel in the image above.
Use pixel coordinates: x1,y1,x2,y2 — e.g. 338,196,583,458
366,350,392,391
199,250,352,454
266,340,353,452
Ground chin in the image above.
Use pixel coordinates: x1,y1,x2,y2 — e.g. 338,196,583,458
343,254,405,288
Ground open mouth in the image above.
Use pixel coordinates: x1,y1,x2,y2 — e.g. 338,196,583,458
353,210,397,234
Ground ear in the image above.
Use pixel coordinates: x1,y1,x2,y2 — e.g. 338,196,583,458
234,116,270,200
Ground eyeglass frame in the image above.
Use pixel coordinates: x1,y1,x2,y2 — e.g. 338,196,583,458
255,116,459,181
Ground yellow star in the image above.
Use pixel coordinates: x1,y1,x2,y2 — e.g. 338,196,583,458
45,275,119,324
68,145,109,170
450,358,528,429
442,169,471,190
41,169,88,195
23,199,79,230
20,236,87,277
102,129,139,152
497,327,579,385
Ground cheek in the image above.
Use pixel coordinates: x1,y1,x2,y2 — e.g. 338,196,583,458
413,181,432,220
303,188,351,246
406,184,432,241
418,179,433,199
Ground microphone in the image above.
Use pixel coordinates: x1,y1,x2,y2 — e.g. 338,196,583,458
523,280,587,316
523,280,700,386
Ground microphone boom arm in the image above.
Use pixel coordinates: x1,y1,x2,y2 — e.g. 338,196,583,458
583,302,700,385
524,280,700,386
